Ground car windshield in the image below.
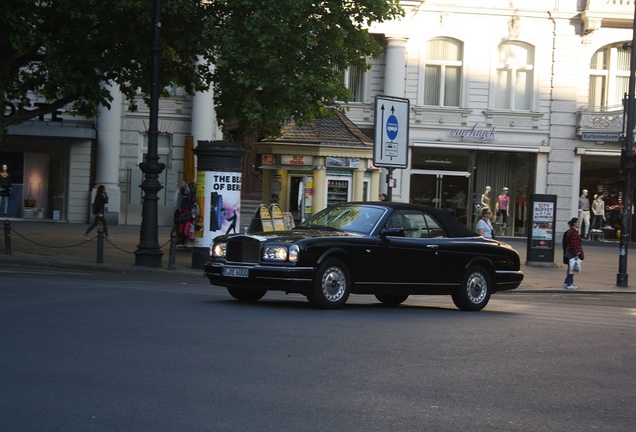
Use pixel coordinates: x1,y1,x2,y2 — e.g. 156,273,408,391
297,205,385,235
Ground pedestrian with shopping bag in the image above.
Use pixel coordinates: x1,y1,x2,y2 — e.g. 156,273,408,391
563,217,584,290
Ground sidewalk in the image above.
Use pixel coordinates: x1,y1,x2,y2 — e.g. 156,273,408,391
1,218,635,294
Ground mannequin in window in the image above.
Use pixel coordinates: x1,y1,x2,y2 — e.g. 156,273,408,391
496,187,510,229
578,189,590,239
481,186,491,210
591,193,605,230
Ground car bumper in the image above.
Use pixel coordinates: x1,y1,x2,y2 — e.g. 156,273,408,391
494,270,524,291
204,261,316,292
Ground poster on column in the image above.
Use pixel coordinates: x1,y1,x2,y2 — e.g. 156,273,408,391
194,170,242,248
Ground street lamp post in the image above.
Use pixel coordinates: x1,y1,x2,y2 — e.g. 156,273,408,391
135,0,165,267
617,3,636,287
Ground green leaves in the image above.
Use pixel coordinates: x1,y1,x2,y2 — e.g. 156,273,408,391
1,0,402,140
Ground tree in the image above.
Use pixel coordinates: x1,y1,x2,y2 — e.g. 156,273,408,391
1,0,402,142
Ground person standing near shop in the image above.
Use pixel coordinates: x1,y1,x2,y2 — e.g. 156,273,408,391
476,207,494,239
578,189,590,239
563,217,584,290
84,185,111,239
0,164,12,216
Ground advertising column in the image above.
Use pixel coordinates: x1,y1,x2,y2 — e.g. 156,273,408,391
526,194,557,267
192,141,243,269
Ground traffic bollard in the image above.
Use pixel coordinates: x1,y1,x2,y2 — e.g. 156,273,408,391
168,228,177,270
96,228,104,263
3,220,11,255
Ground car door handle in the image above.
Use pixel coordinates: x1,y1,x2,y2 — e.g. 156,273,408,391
426,244,438,249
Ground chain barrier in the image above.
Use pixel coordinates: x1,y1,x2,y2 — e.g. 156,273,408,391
1,221,186,268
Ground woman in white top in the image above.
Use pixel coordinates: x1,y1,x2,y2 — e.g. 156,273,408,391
476,207,494,239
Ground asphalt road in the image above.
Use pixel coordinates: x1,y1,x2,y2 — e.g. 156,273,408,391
2,267,635,432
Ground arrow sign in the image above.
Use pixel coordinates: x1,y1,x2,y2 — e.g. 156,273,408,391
374,95,409,168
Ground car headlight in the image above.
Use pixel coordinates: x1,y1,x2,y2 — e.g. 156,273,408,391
263,245,288,261
288,244,300,263
211,242,226,258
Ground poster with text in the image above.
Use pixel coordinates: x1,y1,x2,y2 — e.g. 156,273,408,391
530,201,554,249
194,170,242,248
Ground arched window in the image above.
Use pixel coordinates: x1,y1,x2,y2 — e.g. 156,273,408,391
496,42,534,110
588,43,631,111
424,38,463,107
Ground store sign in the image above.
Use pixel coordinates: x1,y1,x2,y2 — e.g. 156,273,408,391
261,154,274,164
581,132,621,142
281,155,314,166
449,123,496,142
326,157,360,168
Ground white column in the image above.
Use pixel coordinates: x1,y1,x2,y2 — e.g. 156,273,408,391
95,82,123,216
534,152,548,195
192,89,216,142
192,61,221,142
384,37,408,98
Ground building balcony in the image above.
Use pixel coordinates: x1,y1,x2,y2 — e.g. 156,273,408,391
577,106,624,142
582,0,634,34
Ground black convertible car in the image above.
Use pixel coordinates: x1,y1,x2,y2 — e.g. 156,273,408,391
204,202,523,311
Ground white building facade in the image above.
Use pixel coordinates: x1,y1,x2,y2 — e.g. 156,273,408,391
2,0,633,240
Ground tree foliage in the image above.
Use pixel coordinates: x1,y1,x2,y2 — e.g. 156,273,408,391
0,0,402,140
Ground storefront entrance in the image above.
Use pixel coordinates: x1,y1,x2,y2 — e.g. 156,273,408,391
410,171,471,226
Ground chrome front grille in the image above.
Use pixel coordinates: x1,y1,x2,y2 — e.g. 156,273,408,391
226,236,262,263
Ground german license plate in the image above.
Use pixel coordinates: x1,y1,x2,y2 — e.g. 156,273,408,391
222,267,249,278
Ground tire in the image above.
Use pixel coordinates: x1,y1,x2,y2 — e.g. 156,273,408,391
307,258,351,309
227,287,267,302
375,294,409,306
452,265,491,311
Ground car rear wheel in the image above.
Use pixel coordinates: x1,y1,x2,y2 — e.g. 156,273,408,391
308,258,351,309
227,287,267,302
375,294,409,306
452,265,491,311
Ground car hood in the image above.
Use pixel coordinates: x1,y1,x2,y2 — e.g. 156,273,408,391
221,229,356,244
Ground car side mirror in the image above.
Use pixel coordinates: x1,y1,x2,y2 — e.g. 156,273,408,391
380,228,405,238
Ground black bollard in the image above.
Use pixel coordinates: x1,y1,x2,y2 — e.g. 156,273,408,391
3,220,11,255
168,228,177,270
96,228,104,263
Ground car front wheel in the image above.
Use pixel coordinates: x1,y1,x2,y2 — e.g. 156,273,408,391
308,258,351,309
227,287,267,302
452,265,491,311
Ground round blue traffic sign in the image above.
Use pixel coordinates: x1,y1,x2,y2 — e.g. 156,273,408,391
386,115,398,140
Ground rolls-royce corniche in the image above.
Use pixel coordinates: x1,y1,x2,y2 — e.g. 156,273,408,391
204,202,523,311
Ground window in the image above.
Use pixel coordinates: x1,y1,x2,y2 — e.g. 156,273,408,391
384,210,446,238
424,38,463,107
495,42,534,110
344,65,366,102
588,43,631,111
142,134,171,169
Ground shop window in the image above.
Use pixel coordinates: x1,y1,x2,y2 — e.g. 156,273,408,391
495,42,534,110
423,37,463,107
472,151,535,237
588,43,631,111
